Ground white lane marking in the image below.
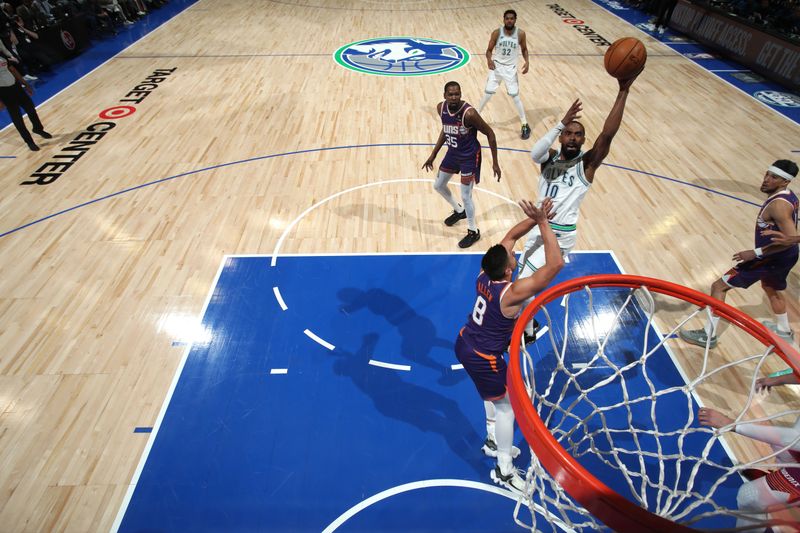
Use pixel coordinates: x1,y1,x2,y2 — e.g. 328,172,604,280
304,329,335,350
273,286,288,310
270,178,517,267
321,479,557,533
270,368,288,374
368,360,411,371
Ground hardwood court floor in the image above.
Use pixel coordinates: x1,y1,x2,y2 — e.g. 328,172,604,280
0,0,799,530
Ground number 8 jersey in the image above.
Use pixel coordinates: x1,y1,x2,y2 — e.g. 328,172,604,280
539,150,591,230
461,271,518,354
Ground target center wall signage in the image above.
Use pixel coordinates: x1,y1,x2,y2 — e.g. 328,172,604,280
23,68,178,186
670,0,800,90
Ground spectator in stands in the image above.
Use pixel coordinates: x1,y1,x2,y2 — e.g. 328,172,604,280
654,0,678,33
97,0,133,26
1,26,37,81
11,15,50,75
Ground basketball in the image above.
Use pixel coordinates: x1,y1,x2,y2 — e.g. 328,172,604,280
604,37,646,79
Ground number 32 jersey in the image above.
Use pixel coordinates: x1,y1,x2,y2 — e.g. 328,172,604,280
539,150,591,229
461,271,517,354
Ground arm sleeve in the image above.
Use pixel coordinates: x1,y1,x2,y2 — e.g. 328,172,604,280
530,123,564,164
734,416,800,451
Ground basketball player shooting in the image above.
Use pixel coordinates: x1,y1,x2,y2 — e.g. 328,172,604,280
455,197,564,493
516,73,641,342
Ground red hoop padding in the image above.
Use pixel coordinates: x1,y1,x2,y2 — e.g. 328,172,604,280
507,274,800,533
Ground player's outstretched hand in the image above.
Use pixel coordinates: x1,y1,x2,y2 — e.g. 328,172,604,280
733,249,757,262
698,407,733,429
561,99,582,126
422,157,435,172
493,162,502,182
519,197,552,224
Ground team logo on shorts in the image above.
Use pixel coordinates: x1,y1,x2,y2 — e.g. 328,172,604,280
754,90,800,108
334,37,469,76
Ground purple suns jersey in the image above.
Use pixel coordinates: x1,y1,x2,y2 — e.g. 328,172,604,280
461,271,517,354
756,190,799,254
441,101,480,157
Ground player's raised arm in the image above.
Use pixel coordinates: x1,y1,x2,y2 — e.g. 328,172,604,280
583,73,640,179
530,99,582,165
501,198,564,312
466,108,501,181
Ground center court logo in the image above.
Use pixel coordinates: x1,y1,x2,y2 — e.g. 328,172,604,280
334,37,469,76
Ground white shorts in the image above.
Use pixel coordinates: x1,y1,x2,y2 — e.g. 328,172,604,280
517,224,576,280
484,64,519,96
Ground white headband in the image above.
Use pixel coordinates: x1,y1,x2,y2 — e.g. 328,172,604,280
768,165,795,181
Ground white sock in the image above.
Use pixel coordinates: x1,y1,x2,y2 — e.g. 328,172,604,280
477,92,492,113
494,396,516,474
776,313,791,333
511,94,527,124
434,171,462,211
460,182,477,231
484,401,496,441
705,315,720,337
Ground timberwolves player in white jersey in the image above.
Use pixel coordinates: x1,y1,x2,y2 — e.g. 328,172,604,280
517,74,641,340
477,10,531,140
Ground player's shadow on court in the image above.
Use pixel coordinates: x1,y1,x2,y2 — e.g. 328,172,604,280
337,287,464,385
330,333,486,476
331,203,446,237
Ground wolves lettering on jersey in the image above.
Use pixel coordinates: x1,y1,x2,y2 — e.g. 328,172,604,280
493,26,519,67
462,271,517,354
755,189,799,252
539,150,590,228
441,101,480,156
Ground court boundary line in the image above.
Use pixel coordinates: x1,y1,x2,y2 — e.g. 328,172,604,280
0,144,760,240
109,253,227,533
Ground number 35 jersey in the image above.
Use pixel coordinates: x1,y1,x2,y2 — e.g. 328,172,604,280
461,271,517,355
539,150,590,230
440,101,480,158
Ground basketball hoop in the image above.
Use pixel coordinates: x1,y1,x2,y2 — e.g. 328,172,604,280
507,274,800,532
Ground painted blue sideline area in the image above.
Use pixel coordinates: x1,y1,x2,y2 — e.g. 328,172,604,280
0,0,198,131
118,253,737,532
591,0,800,124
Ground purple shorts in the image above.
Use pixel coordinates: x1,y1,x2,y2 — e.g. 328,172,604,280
440,148,482,184
723,251,799,291
455,332,507,400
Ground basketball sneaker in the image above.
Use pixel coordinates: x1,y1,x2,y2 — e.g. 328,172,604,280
444,209,467,226
678,328,717,349
761,320,795,343
521,123,531,140
490,465,527,494
481,436,521,459
458,229,480,248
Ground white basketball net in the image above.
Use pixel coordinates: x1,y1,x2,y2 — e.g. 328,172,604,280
510,283,800,532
